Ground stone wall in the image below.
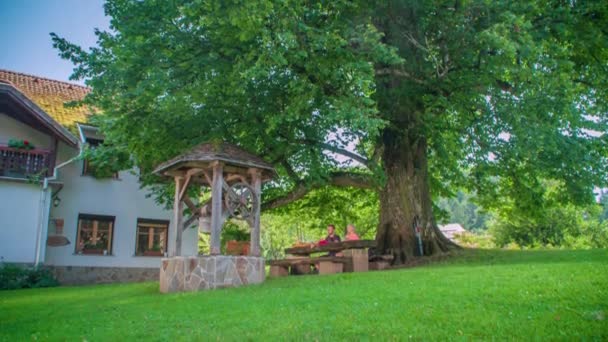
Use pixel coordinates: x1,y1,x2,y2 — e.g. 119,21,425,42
51,265,159,285
160,255,265,293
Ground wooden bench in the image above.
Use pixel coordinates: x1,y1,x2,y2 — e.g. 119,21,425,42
268,257,351,277
369,254,393,270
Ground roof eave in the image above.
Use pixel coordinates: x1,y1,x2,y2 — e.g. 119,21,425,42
154,158,275,175
0,83,80,147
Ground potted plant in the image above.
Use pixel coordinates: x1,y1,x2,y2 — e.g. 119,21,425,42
223,223,250,256
8,138,35,150
82,241,106,255
143,244,164,257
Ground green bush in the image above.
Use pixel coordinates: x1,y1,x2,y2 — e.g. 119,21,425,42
486,180,608,249
490,206,608,250
222,221,250,242
453,232,496,249
0,264,59,290
561,221,608,249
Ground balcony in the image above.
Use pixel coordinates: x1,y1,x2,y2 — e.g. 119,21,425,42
0,145,52,178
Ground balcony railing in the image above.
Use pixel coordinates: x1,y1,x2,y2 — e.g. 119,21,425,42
0,145,52,178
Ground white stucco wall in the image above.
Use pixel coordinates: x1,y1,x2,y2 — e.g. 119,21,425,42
0,111,198,268
0,113,52,149
45,143,198,268
0,181,46,264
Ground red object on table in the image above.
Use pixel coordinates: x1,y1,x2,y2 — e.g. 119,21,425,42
318,240,328,246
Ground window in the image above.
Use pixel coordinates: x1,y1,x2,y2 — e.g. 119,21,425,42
135,219,169,256
82,137,119,178
82,138,108,176
77,123,118,178
75,214,115,255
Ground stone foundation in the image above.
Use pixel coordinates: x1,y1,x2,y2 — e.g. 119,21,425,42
50,266,159,285
160,255,265,293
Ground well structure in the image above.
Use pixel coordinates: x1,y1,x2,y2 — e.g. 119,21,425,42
154,142,275,292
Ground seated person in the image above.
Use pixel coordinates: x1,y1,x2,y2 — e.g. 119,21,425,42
322,224,341,257
345,224,360,241
324,224,341,243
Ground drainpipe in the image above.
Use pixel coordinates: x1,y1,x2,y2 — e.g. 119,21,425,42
33,143,84,268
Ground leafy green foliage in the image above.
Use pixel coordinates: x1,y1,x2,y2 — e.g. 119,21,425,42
436,191,489,232
259,214,299,259
489,181,608,248
221,221,250,242
271,187,378,237
81,141,131,179
52,0,608,249
452,232,496,249
52,0,392,200
599,190,608,222
200,220,252,254
260,187,377,258
1,250,606,340
0,265,59,290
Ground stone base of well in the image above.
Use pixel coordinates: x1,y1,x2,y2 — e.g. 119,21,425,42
159,255,265,293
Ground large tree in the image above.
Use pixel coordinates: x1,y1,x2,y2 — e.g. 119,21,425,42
54,0,608,263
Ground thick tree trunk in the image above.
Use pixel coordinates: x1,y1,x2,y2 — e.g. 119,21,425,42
375,128,457,264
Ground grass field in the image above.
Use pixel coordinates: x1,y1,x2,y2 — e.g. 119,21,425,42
1,249,606,341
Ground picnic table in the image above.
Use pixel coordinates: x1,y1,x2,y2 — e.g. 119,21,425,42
269,240,377,277
284,239,376,256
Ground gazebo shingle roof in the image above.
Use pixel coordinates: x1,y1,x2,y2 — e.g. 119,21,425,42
154,142,275,177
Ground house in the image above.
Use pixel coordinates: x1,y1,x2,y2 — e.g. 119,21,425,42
438,223,466,240
0,69,198,284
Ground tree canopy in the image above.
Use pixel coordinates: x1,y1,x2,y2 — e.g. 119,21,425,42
53,0,608,260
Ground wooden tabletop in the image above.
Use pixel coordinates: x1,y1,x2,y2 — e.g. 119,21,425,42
284,240,376,256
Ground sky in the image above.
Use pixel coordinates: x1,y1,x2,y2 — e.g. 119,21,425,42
0,0,110,85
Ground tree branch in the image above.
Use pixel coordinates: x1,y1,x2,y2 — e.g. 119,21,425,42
281,160,301,181
261,183,310,211
330,171,374,188
318,142,370,166
496,79,513,92
375,68,427,85
262,171,374,211
295,139,370,167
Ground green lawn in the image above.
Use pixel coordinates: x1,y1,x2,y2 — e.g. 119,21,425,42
1,249,606,341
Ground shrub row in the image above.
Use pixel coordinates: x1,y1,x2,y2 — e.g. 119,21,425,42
0,264,59,290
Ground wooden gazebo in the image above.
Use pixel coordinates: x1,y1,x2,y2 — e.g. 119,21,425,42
154,141,275,256
153,142,275,293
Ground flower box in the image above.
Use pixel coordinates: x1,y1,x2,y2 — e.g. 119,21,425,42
82,248,105,255
225,240,250,256
143,250,164,257
8,139,35,150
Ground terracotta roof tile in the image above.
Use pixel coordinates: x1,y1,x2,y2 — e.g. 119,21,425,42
0,69,92,130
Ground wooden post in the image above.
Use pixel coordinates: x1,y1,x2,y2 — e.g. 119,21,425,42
249,169,262,257
210,162,224,255
173,176,184,256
